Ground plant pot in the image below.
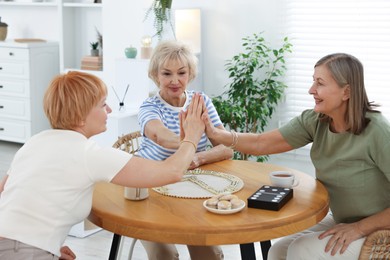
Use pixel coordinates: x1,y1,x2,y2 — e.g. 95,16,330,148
90,49,99,57
124,47,137,59
0,17,8,41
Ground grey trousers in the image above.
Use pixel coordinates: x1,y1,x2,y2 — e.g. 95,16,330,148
0,238,58,260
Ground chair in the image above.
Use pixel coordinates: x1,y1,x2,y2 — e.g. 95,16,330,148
359,230,390,260
112,131,142,260
112,131,142,155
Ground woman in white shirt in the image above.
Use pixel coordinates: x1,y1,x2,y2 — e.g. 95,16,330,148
0,70,206,260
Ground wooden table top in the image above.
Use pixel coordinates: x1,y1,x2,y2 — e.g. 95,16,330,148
88,160,329,246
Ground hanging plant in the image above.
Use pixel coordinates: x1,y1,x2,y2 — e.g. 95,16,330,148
144,0,176,41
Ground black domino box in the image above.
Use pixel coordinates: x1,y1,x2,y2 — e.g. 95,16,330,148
247,185,293,211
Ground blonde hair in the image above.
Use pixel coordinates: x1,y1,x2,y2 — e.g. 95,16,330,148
315,53,379,134
148,40,198,86
43,71,107,129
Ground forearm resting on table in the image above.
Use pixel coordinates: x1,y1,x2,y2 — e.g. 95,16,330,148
195,144,233,166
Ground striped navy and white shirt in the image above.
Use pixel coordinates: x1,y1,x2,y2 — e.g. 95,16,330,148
138,90,223,161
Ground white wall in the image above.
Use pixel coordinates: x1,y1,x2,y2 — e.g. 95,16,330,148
101,0,282,92
1,0,315,176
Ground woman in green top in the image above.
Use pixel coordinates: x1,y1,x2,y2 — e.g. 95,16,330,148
202,53,390,259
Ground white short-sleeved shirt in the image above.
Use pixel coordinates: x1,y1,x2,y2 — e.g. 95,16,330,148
0,130,131,256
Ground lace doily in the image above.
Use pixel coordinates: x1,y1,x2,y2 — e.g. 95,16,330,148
152,169,244,199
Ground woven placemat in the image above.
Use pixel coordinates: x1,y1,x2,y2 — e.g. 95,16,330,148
152,169,244,199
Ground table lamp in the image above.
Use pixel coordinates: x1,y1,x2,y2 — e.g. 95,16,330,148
140,35,153,59
175,9,201,54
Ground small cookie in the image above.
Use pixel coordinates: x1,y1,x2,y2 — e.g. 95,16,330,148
217,200,232,210
219,194,238,201
205,198,219,208
230,198,244,209
213,193,228,200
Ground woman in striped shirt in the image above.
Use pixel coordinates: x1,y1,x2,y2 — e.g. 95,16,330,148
137,41,233,260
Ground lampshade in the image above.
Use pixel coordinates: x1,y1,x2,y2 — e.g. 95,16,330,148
175,9,201,53
141,35,152,47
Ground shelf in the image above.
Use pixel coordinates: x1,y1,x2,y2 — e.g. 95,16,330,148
0,2,102,7
63,3,102,8
0,2,57,6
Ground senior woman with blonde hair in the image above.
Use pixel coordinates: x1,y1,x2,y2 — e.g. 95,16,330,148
137,40,232,259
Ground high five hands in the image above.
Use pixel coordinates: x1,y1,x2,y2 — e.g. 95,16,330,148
179,93,206,144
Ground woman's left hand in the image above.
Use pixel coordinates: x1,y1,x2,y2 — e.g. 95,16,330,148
188,155,200,170
59,246,76,260
318,222,364,256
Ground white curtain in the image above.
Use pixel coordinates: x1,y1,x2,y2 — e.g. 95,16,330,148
277,0,390,156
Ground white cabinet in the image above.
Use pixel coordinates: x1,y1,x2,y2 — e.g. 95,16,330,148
0,1,102,72
0,41,59,143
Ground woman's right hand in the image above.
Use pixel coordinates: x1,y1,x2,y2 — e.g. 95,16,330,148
202,107,217,139
180,93,205,143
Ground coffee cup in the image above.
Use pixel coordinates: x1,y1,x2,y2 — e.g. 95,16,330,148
269,171,299,188
124,187,149,200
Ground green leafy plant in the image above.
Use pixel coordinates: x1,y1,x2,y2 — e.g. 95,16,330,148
90,41,99,50
212,32,292,162
144,0,175,41
95,27,102,49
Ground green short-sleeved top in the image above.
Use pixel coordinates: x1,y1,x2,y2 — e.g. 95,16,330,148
279,109,390,223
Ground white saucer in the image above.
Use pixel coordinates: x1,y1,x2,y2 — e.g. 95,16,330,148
203,199,246,215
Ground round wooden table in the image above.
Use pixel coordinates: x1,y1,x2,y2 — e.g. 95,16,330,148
88,160,329,260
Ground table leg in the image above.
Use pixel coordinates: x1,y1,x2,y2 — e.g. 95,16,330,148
260,240,271,260
108,233,122,260
240,243,256,260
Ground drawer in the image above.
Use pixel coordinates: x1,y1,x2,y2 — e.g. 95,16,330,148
0,98,31,120
0,118,30,143
0,79,30,98
0,47,29,61
0,61,29,79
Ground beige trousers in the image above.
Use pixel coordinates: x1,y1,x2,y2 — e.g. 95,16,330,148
0,238,58,260
141,240,224,260
268,212,365,260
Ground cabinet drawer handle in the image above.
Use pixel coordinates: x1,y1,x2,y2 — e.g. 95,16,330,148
0,85,3,88
0,105,3,109
9,52,14,56
0,67,2,70
0,128,4,131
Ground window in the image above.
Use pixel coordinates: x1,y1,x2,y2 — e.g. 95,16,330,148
281,0,390,122
277,0,390,157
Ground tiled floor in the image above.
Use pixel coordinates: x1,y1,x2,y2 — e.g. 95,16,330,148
0,140,266,259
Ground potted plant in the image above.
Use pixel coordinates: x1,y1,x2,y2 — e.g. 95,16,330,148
90,41,99,56
212,32,292,162
144,0,175,41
